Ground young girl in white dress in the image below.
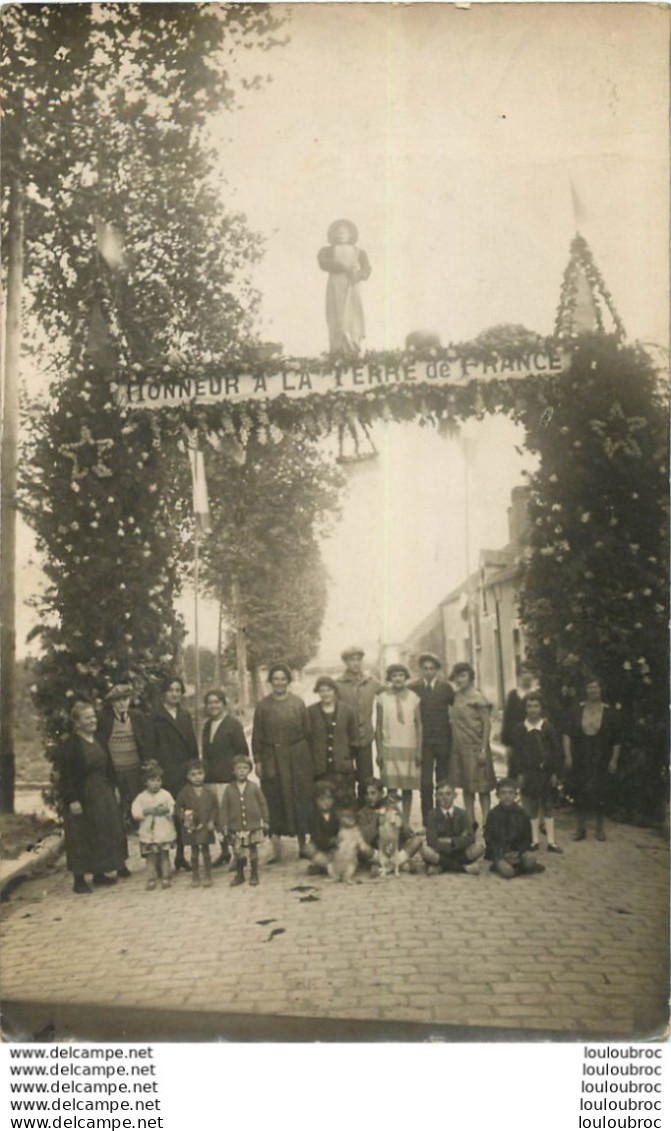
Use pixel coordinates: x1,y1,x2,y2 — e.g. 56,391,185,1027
131,761,176,890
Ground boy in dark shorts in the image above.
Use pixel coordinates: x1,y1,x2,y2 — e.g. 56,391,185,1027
421,781,484,875
304,781,340,874
484,778,545,878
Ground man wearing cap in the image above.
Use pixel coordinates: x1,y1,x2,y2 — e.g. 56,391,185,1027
96,683,148,828
408,653,454,826
335,647,382,801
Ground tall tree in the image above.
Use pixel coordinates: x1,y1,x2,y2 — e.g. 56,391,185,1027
201,432,343,688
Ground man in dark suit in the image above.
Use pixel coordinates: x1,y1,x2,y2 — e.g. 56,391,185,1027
408,652,454,826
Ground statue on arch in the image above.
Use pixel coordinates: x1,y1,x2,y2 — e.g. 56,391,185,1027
318,219,371,357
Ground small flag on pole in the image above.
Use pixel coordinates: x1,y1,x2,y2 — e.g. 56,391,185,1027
569,178,588,231
86,301,119,368
185,430,211,535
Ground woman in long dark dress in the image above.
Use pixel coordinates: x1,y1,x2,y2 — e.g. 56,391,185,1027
252,663,313,863
58,700,128,895
562,676,622,842
147,676,199,870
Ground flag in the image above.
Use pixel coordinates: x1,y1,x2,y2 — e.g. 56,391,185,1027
86,301,119,368
95,218,126,271
186,431,212,535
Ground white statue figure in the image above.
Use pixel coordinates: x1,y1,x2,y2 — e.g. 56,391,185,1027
318,219,372,357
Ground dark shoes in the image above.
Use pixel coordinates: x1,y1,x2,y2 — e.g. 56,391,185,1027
73,877,92,895
572,830,587,841
213,850,231,868
231,867,245,887
547,843,564,854
92,874,117,886
174,856,192,872
117,866,132,878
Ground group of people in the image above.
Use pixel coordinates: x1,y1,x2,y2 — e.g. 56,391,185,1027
56,647,622,894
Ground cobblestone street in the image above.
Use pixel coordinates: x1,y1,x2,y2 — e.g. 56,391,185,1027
1,808,667,1042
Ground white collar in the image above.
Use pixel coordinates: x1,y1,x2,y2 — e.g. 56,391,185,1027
524,718,545,732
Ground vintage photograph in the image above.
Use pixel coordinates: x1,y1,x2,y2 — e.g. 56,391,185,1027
1,3,668,1044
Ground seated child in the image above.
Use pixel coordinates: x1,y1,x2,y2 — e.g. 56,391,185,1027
131,761,176,891
175,759,218,888
484,778,545,879
508,691,563,853
421,781,484,876
220,754,269,887
356,779,423,872
304,781,340,874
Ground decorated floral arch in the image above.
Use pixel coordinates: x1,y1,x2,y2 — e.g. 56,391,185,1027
20,236,669,819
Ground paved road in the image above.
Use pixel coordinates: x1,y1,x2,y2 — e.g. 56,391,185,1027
1,803,667,1042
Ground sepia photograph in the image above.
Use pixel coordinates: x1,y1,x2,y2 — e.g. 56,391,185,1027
1,1,669,1049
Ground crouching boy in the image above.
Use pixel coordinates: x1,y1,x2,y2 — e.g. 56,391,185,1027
484,778,545,878
421,781,484,875
304,781,340,874
357,779,423,872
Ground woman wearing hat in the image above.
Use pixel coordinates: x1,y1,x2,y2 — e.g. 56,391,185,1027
317,219,371,356
58,700,129,894
146,676,198,871
251,663,313,863
449,662,496,830
375,664,422,827
306,676,357,806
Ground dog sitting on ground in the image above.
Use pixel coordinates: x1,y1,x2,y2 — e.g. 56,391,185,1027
328,810,368,884
377,799,404,877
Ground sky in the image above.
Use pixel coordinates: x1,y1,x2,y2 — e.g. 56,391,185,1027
16,2,669,664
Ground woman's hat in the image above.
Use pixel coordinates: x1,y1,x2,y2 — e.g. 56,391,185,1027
105,682,133,702
314,676,338,693
386,663,410,681
418,652,442,669
267,662,292,683
327,218,358,245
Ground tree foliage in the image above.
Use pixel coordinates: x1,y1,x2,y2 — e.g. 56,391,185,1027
201,433,343,674
518,334,669,815
8,3,286,737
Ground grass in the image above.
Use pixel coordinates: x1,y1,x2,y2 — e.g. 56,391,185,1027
0,812,60,861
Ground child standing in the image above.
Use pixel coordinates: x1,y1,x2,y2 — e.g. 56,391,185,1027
484,778,545,879
421,781,484,876
304,781,340,874
220,754,269,887
175,760,218,888
508,691,564,853
131,761,176,890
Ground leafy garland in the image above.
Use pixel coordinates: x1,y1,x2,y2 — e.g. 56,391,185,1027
20,322,668,827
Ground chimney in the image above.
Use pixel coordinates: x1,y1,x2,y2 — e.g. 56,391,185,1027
508,486,530,551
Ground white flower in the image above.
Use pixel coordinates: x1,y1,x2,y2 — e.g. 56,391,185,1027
580,512,591,523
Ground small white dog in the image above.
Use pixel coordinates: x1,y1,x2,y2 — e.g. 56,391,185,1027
377,801,404,877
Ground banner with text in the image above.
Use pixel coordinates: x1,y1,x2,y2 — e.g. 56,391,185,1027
115,350,568,410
